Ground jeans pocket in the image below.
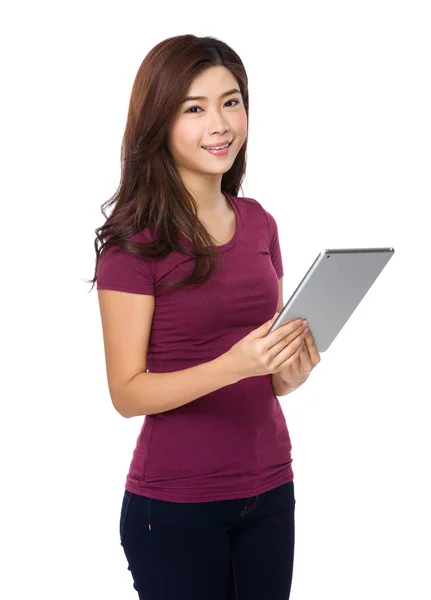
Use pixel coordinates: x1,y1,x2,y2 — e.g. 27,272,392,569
119,489,133,543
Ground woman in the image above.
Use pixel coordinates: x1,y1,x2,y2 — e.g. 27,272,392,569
89,34,320,600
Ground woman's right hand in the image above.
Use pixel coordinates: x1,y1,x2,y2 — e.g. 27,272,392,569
225,313,308,381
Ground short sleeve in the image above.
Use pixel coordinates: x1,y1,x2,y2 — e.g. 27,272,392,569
96,246,155,295
264,209,284,279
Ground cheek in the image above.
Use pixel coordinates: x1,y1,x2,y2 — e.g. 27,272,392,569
171,122,200,147
232,112,248,137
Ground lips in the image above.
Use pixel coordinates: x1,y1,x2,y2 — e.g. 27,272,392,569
201,140,232,149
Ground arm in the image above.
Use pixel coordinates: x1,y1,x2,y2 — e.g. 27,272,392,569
98,289,242,419
119,354,240,418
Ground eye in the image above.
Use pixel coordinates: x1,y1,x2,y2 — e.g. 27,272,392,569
185,99,241,114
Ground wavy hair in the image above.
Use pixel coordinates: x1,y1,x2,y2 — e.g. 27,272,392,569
85,34,249,292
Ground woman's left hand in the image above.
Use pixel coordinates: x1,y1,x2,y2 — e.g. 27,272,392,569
279,326,321,387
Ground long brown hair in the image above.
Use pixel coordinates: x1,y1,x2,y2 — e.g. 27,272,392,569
85,34,249,292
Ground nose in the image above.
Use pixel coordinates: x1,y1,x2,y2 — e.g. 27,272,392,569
206,108,231,135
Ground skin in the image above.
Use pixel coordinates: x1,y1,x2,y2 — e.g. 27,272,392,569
273,319,321,391
167,65,321,386
167,65,248,219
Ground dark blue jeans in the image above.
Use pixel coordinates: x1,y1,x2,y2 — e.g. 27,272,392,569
120,480,295,599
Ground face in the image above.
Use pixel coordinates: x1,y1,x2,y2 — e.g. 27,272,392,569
167,66,248,179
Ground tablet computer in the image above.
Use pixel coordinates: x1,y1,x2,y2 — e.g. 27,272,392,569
265,247,395,352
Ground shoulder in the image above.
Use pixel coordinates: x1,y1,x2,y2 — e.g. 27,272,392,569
233,194,278,232
97,230,156,295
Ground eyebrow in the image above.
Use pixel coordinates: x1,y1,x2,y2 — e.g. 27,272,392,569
181,88,241,103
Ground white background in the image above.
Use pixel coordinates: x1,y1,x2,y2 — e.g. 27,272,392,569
1,1,430,598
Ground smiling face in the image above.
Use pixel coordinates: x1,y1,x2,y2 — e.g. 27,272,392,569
167,66,248,182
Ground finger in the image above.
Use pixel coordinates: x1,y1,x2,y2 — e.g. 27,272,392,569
298,341,313,373
274,319,305,342
289,342,305,376
294,344,313,378
276,332,306,370
271,326,305,359
304,330,321,364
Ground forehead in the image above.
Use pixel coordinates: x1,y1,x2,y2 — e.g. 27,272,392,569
185,66,239,96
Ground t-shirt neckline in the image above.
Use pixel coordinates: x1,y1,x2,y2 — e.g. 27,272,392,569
179,191,241,253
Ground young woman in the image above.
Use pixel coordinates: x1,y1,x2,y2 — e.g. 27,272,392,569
90,34,320,600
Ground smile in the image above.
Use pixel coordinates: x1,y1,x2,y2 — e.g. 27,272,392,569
202,141,232,155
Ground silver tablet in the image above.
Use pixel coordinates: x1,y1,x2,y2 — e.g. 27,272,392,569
266,247,395,352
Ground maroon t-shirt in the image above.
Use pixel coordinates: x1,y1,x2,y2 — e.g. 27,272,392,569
97,193,294,502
